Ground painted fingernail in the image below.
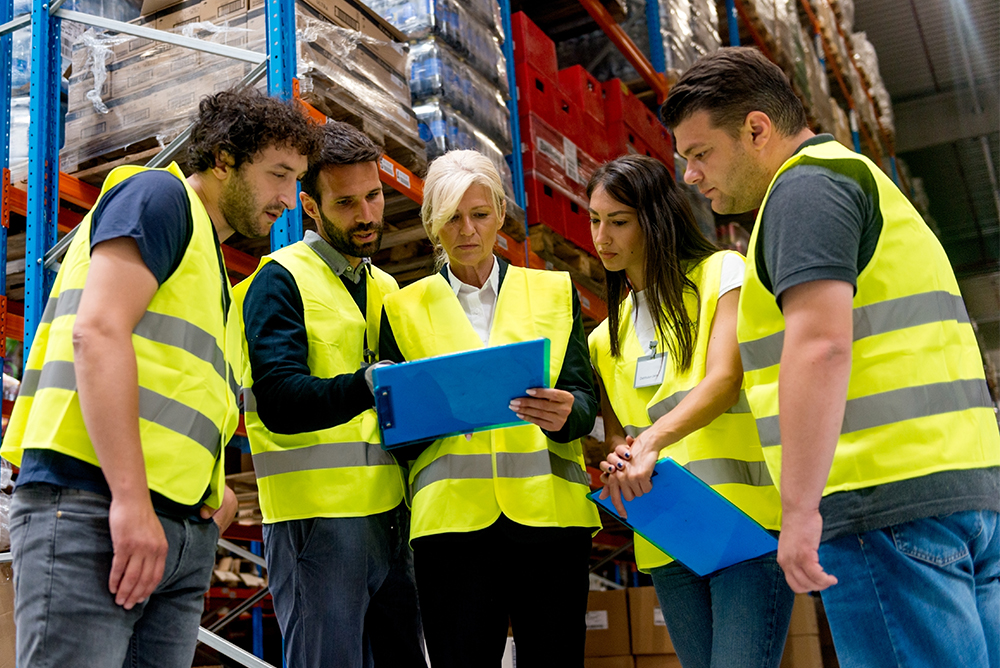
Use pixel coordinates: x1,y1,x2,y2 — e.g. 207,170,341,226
525,389,538,396
509,401,520,410
516,413,526,420
623,451,631,459
617,462,624,469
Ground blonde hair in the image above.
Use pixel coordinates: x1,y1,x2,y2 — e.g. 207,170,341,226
421,150,506,246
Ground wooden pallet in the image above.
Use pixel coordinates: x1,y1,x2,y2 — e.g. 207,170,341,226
528,224,607,302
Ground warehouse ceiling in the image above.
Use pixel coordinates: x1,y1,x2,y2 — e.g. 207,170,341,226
854,0,997,278
853,0,999,384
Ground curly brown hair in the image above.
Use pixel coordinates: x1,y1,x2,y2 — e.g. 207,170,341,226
187,87,321,172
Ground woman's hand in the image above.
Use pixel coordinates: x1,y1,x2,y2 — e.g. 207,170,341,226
509,388,575,432
598,432,659,518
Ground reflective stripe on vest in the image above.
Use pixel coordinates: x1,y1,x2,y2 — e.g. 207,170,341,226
740,290,972,372
42,287,239,396
755,377,993,448
411,450,591,497
20,360,224,457
253,440,395,479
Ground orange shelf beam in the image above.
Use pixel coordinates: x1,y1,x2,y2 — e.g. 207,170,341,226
577,0,671,104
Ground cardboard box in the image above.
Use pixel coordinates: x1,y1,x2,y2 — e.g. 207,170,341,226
0,564,15,668
154,0,248,31
584,589,631,657
788,594,819,636
634,656,682,668
585,656,634,668
628,587,675,655
780,634,823,668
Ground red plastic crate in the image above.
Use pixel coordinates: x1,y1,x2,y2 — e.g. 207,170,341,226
582,114,610,162
602,79,674,167
563,197,598,257
524,172,566,235
511,11,557,80
515,62,557,126
558,65,605,124
521,112,573,194
552,90,585,152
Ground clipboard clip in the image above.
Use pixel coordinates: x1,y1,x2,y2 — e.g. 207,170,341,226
375,386,394,430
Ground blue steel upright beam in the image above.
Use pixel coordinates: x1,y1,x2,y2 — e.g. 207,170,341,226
24,0,61,358
725,0,739,46
266,0,301,251
644,0,665,73
0,0,11,388
497,0,528,265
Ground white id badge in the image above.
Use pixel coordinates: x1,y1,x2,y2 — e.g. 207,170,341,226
634,353,666,388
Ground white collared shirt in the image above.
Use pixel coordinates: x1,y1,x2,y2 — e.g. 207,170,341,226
447,257,500,345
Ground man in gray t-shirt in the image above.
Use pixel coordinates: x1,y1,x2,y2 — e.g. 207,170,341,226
662,47,999,668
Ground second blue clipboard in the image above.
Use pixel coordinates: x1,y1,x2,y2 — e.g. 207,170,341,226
588,457,778,576
372,338,550,449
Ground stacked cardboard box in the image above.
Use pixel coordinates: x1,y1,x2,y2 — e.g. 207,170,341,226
63,0,420,172
780,594,823,668
584,588,632,668
629,587,679,667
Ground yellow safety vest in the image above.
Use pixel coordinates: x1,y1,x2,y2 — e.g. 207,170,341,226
233,239,405,523
738,139,1000,496
590,251,780,570
2,163,238,508
382,265,601,540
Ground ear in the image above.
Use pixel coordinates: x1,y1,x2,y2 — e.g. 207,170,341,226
495,200,506,232
300,191,321,223
744,111,773,150
212,149,235,181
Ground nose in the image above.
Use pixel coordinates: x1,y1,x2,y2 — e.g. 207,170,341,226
684,162,701,186
592,219,607,247
459,214,476,236
278,183,298,210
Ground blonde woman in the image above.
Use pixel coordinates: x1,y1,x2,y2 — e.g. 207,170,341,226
379,150,600,668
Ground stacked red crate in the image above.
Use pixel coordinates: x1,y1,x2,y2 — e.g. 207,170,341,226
601,79,675,173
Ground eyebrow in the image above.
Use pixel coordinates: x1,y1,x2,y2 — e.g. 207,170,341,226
589,209,633,217
678,143,704,159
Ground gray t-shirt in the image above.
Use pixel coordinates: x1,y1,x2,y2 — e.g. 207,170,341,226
756,135,999,541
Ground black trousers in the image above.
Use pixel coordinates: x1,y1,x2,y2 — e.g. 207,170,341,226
412,515,592,668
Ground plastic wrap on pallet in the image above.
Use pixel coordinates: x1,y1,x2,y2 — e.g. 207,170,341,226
368,0,502,42
63,24,251,172
409,34,508,99
850,32,893,137
831,0,853,33
0,458,11,552
830,98,852,147
369,0,506,90
409,37,510,151
413,99,514,199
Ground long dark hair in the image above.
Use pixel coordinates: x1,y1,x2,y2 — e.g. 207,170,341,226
587,155,718,370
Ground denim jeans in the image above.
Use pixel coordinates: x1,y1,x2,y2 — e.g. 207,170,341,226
819,510,1000,668
10,484,218,668
650,549,794,668
263,503,426,668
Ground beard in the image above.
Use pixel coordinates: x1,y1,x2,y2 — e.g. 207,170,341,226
220,168,281,239
713,143,774,215
319,208,384,259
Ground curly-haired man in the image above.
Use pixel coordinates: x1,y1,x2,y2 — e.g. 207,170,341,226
2,87,319,668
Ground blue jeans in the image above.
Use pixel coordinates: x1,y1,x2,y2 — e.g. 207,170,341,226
263,504,426,668
819,510,1000,668
10,484,218,668
650,549,794,668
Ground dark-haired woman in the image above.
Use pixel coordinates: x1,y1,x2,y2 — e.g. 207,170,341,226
588,155,794,668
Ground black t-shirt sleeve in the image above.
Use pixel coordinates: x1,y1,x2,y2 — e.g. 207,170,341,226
242,261,373,435
90,171,192,285
758,165,872,305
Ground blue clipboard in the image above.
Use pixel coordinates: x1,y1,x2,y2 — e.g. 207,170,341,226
372,338,550,450
588,457,777,576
